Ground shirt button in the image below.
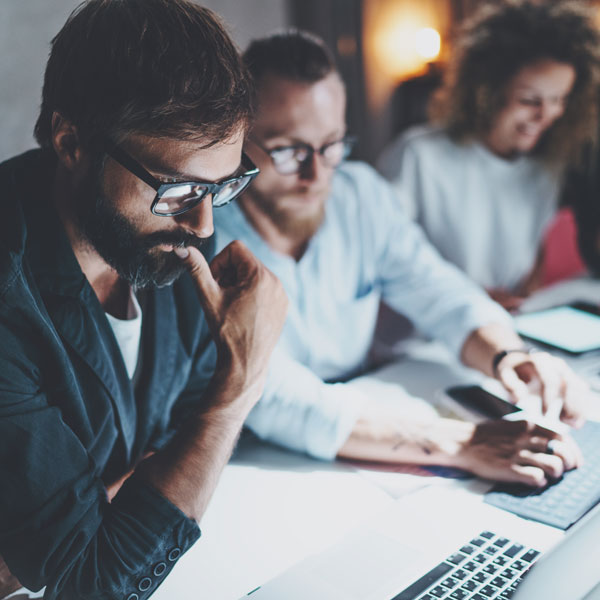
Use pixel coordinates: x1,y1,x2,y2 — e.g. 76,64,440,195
153,562,167,576
126,594,139,600
138,577,152,591
167,547,181,562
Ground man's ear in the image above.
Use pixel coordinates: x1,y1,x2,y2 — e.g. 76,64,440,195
51,112,85,170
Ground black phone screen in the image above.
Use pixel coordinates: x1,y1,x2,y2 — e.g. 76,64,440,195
445,385,522,419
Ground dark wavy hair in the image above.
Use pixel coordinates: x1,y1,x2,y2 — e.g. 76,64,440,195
429,0,600,165
34,0,253,151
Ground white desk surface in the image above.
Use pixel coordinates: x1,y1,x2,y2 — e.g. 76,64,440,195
153,277,600,599
11,277,600,600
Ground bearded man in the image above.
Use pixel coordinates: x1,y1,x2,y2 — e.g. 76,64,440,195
0,1,287,598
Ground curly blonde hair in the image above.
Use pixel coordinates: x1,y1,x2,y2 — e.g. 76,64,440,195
429,0,600,165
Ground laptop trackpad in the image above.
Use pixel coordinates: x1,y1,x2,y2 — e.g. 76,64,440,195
247,529,424,600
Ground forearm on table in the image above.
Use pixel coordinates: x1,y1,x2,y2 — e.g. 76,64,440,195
337,412,475,467
134,367,264,523
460,323,524,377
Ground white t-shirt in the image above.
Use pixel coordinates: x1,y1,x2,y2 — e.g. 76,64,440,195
377,125,561,291
105,288,142,379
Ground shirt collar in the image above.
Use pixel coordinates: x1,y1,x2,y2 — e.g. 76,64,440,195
18,149,89,299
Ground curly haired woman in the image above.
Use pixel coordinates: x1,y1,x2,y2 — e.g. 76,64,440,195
378,0,600,311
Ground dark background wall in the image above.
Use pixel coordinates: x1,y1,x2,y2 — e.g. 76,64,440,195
2,0,599,165
0,0,289,162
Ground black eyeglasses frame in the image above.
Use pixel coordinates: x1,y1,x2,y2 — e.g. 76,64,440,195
103,140,260,217
250,135,356,175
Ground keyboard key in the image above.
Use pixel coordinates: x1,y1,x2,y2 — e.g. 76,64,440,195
392,562,454,600
491,576,509,588
479,585,497,597
472,595,488,600
521,549,540,562
480,531,495,539
463,561,478,572
494,538,510,547
450,590,469,600
473,554,487,564
453,569,468,580
429,585,446,597
483,564,499,575
461,580,478,591
447,553,466,565
503,544,524,558
501,568,517,580
473,572,489,583
442,577,459,589
470,538,486,547
417,595,434,600
483,546,499,555
460,545,476,555
511,560,526,572
493,556,509,566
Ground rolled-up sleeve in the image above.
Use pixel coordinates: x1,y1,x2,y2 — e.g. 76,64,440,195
245,349,367,461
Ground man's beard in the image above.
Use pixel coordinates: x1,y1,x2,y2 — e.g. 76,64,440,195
74,162,210,289
249,189,326,240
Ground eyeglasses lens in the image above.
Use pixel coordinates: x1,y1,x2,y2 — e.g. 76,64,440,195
154,184,207,215
322,141,347,167
271,148,303,175
270,140,352,175
212,175,253,207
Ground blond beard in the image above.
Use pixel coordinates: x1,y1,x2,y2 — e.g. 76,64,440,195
268,201,326,240
245,189,327,241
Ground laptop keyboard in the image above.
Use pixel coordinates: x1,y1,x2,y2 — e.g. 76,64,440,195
485,420,600,529
392,531,539,600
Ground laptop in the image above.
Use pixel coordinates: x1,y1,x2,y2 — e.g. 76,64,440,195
511,500,600,600
240,485,585,600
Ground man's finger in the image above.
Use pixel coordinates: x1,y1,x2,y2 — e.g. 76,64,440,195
559,370,588,427
210,240,259,288
544,438,582,470
498,365,530,404
510,464,547,487
530,356,561,415
174,245,220,302
518,449,566,480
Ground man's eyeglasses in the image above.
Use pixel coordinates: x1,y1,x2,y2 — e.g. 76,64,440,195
103,141,260,217
251,135,356,175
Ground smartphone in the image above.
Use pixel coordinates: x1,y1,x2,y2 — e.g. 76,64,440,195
445,385,522,420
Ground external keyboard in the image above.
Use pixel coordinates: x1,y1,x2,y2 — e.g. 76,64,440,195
485,420,600,529
392,530,539,600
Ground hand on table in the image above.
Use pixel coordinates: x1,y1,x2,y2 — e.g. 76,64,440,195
457,419,582,486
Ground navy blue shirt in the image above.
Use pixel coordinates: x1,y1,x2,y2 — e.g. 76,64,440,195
0,150,217,598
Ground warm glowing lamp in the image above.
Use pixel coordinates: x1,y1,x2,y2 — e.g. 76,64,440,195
414,27,441,61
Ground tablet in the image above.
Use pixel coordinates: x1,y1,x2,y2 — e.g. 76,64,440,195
515,304,600,354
